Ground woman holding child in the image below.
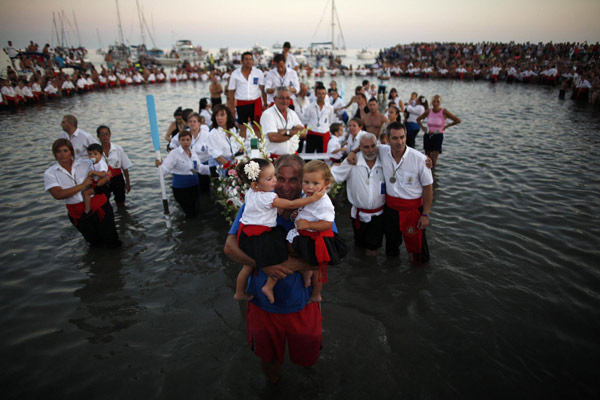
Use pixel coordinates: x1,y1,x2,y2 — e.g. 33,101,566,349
44,138,121,247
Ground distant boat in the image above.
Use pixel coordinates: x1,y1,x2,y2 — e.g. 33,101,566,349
155,40,204,66
357,49,375,60
272,42,283,50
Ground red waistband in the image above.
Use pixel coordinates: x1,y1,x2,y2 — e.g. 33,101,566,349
237,223,272,244
298,228,334,283
65,193,107,226
385,195,422,211
236,97,263,121
354,205,385,229
108,166,122,176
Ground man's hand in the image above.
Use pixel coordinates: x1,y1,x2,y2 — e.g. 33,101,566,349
346,151,357,165
417,215,429,230
262,264,293,279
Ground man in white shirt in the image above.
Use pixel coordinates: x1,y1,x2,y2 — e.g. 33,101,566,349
328,88,346,123
265,53,300,106
381,122,433,264
228,51,266,138
305,85,334,153
331,133,385,255
260,87,305,158
282,41,299,71
58,115,99,160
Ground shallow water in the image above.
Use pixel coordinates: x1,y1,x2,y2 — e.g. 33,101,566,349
1,77,600,399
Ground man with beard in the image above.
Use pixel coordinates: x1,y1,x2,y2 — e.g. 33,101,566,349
331,132,385,256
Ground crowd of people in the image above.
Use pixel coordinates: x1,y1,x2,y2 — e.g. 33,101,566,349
4,40,600,109
40,39,594,384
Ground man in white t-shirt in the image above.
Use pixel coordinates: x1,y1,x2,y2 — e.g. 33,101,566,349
265,53,300,107
227,51,266,138
58,115,99,160
260,87,305,158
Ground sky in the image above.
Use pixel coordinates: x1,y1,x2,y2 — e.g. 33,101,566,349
1,0,599,51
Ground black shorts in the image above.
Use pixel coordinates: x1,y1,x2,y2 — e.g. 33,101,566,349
236,103,255,124
423,133,444,153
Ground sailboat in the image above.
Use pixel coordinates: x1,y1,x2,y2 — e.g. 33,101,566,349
107,0,131,62
309,0,347,58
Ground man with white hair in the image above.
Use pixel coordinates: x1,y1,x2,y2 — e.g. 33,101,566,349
331,132,385,255
260,87,305,158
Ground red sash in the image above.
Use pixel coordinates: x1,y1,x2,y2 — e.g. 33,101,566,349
236,97,263,121
236,223,271,244
353,205,384,229
65,194,107,226
298,228,334,283
108,165,122,176
385,195,423,254
307,130,330,153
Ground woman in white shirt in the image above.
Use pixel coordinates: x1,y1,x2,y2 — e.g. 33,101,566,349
206,104,241,176
405,95,428,149
155,130,210,218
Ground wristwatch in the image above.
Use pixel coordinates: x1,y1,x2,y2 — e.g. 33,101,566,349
284,129,290,136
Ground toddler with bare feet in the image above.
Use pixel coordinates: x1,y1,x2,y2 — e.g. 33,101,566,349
234,158,325,303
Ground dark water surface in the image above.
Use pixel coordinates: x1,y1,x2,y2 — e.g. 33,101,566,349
1,78,600,399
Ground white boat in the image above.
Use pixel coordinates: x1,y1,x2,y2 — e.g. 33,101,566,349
308,0,347,58
156,40,204,66
357,48,375,60
272,42,283,50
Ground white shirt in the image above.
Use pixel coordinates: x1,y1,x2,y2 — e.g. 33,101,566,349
285,52,299,70
44,83,58,94
200,109,212,125
240,189,278,227
345,130,368,155
61,80,75,89
206,127,241,163
91,158,108,182
406,104,425,123
44,160,92,204
104,142,132,170
170,128,211,163
264,67,300,104
228,67,264,101
329,96,345,122
286,194,335,242
326,135,343,165
58,128,99,160
161,146,209,176
260,106,303,155
294,95,311,125
306,102,334,133
379,145,433,199
331,152,385,223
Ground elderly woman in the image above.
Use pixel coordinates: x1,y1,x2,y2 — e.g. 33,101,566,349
44,138,121,247
96,125,133,207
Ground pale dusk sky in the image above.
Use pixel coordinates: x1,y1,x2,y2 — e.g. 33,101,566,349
1,0,598,50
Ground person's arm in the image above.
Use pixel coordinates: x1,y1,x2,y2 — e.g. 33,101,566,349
164,122,176,141
443,109,461,130
224,234,257,267
416,109,429,133
224,234,294,278
47,176,92,200
418,184,432,230
123,169,131,193
267,130,292,143
340,95,356,110
227,88,235,115
295,219,332,232
272,187,325,209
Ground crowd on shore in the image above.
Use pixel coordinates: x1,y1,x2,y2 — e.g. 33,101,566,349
3,40,600,110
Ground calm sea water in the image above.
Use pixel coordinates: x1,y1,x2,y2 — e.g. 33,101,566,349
1,76,599,399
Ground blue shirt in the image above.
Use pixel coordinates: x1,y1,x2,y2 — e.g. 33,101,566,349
229,202,337,314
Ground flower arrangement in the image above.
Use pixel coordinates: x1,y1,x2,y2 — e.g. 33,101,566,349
211,122,342,223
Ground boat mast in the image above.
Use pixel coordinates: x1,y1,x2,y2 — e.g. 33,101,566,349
96,28,103,49
333,1,346,50
115,0,125,46
331,0,335,49
72,10,82,47
136,0,146,47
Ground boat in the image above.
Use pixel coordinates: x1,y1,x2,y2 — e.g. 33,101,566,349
308,0,347,58
272,42,283,50
155,40,204,66
357,48,375,60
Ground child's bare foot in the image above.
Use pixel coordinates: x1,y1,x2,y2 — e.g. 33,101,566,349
233,292,254,301
301,271,312,288
262,286,275,304
307,293,322,304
